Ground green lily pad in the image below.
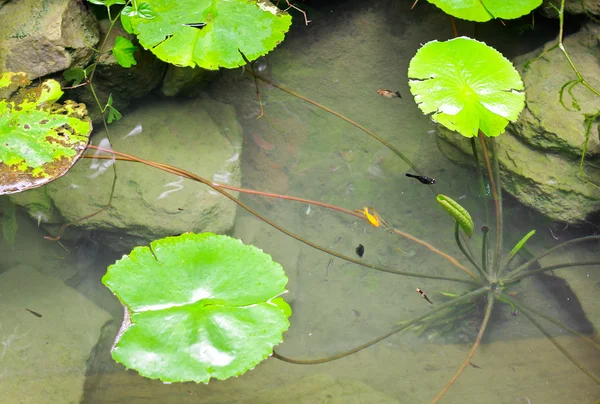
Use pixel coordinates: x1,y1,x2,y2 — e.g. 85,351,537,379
408,37,525,138
125,0,291,69
426,0,542,22
102,232,291,383
0,72,92,195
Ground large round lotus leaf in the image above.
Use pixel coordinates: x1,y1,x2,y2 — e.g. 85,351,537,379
408,37,525,138
102,232,291,383
0,72,92,195
426,0,542,22
126,0,291,69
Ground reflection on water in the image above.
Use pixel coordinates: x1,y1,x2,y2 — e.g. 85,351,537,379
1,1,599,403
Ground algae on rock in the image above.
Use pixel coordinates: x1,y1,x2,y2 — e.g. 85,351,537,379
0,0,99,80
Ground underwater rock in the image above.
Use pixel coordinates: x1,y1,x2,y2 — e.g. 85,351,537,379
511,22,600,158
0,0,99,80
160,65,219,97
436,22,600,223
541,0,600,18
436,125,600,223
0,264,111,404
10,97,243,251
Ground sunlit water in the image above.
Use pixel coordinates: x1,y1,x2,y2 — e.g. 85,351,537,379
1,1,599,403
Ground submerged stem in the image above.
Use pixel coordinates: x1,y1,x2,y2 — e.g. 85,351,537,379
504,261,600,285
518,304,600,385
247,71,427,178
86,147,477,285
470,137,489,227
490,140,503,275
454,222,485,280
98,156,477,279
273,287,489,365
431,292,494,403
507,235,600,280
481,225,489,276
506,296,600,350
478,133,501,278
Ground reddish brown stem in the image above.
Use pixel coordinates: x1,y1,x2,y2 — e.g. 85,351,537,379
430,293,494,403
85,148,477,283
478,131,501,274
450,16,458,37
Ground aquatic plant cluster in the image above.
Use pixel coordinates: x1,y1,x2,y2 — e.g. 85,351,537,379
0,0,598,402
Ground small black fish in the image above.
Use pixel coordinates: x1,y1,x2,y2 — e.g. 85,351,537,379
25,308,42,318
182,22,207,29
405,173,436,185
355,244,365,257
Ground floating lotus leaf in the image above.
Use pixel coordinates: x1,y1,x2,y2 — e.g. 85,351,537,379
125,0,291,69
425,0,542,22
102,232,291,383
408,37,525,138
0,72,92,195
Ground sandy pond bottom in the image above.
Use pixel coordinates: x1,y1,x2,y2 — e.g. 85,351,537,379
81,334,598,403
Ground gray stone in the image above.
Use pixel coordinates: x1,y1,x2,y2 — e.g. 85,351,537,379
511,23,600,158
0,264,111,404
542,0,600,17
436,126,600,223
10,97,243,251
0,0,99,80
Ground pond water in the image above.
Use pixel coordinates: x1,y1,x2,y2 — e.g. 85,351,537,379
1,1,599,403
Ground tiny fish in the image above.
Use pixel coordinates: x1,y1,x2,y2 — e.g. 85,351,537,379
25,308,42,318
355,207,380,228
251,132,275,151
394,247,416,257
122,123,143,139
416,288,433,304
355,244,365,257
326,259,333,276
405,173,436,185
377,89,402,99
468,361,482,369
182,22,207,29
